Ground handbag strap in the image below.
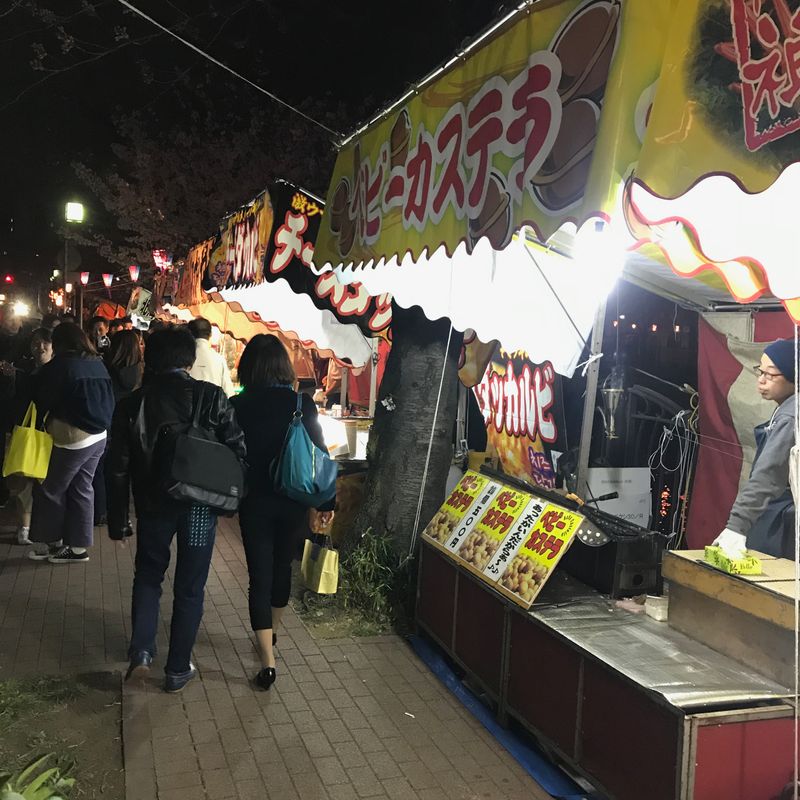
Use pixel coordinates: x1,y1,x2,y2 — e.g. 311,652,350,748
295,391,303,419
22,402,36,429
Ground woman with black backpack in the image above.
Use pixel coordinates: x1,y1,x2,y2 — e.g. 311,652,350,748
231,335,335,690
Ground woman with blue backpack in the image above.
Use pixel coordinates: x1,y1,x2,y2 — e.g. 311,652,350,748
231,335,336,690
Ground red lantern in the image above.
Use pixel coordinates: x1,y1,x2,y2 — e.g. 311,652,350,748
102,273,113,288
80,272,89,286
128,264,140,282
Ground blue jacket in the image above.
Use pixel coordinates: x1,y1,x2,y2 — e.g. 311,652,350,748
36,352,114,434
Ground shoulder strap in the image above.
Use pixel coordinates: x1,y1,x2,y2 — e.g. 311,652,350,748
191,382,205,428
295,391,303,418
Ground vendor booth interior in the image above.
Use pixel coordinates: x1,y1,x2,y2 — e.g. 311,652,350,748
153,179,391,544
311,0,800,798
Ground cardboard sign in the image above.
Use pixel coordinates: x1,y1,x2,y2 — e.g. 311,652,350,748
423,472,584,608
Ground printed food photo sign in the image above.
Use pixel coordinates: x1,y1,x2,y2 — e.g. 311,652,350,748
315,0,621,267
422,472,584,609
471,344,566,490
423,471,501,553
207,192,273,289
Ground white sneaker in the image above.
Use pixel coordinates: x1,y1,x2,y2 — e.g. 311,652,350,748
17,527,30,546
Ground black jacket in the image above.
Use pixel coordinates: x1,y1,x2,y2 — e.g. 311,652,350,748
106,361,143,402
230,387,335,512
107,371,246,539
36,352,114,434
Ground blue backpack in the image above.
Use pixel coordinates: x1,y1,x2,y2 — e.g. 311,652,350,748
272,393,338,507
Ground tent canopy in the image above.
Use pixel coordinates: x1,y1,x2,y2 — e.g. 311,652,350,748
313,0,800,375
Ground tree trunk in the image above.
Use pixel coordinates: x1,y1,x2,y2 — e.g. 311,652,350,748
349,303,463,561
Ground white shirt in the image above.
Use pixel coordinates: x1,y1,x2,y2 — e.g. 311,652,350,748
189,339,235,397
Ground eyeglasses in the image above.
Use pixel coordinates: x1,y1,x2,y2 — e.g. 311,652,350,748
751,366,784,382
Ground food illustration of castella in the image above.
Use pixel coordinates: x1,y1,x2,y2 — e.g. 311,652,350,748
468,172,512,250
458,530,500,571
500,555,548,604
426,509,459,545
390,109,412,169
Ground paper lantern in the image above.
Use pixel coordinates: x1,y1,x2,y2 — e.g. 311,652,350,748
102,273,114,288
128,264,140,282
80,272,89,286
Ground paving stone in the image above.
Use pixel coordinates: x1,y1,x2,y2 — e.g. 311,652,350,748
0,513,552,800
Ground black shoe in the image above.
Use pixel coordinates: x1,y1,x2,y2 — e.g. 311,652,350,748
94,515,108,527
125,650,153,682
255,667,276,691
48,546,89,564
164,664,197,693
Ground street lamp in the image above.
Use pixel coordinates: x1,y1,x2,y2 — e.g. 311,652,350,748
64,201,84,321
65,202,84,224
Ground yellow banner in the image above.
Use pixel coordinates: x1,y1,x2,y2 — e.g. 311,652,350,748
208,192,273,288
317,0,624,266
635,0,800,198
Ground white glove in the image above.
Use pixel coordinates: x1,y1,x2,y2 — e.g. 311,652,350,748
712,528,747,560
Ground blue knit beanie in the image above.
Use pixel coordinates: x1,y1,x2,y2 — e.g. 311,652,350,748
763,339,795,384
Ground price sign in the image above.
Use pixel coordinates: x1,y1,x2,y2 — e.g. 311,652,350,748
482,497,546,579
497,503,582,607
422,471,492,548
456,488,531,572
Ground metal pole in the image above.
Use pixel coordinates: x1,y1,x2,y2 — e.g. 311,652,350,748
575,300,607,497
340,366,349,414
78,284,84,328
63,239,68,314
368,338,379,418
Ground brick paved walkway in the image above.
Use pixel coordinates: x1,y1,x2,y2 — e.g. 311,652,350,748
0,516,552,800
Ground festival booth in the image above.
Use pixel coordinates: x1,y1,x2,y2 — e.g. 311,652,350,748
314,1,800,798
153,181,392,540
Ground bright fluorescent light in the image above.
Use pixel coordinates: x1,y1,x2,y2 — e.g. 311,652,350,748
13,301,29,317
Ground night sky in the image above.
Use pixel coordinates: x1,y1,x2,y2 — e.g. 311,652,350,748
0,0,506,285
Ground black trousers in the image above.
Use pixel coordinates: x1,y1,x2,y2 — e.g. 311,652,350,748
239,498,305,631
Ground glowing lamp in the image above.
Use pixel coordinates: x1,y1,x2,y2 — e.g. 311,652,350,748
13,301,30,316
65,283,73,293
80,272,89,286
128,264,140,282
102,273,114,288
65,202,85,223
3,274,14,284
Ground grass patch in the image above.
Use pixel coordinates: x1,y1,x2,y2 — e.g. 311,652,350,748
293,528,415,639
0,674,123,799
0,676,83,731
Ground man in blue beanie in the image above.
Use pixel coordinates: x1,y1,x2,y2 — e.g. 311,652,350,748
713,338,797,559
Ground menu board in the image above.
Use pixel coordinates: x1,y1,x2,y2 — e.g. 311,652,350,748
422,472,583,609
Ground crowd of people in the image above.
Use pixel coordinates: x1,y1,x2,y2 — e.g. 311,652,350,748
0,308,334,694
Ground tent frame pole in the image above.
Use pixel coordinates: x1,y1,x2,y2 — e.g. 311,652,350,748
368,338,379,418
340,367,349,413
575,300,607,498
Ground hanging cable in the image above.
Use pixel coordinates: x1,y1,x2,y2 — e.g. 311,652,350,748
116,0,342,140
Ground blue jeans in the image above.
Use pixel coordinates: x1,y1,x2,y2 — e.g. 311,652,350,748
129,507,216,675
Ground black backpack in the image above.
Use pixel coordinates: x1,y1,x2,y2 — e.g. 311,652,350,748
155,384,244,515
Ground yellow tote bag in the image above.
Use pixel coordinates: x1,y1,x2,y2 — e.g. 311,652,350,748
301,536,339,595
2,402,53,480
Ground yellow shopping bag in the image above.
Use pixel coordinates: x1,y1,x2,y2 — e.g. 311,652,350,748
301,536,339,594
2,402,53,480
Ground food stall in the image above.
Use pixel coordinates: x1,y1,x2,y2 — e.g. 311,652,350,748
312,0,800,798
152,180,391,542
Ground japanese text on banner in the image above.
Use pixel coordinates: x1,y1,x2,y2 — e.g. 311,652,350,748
498,503,582,605
457,488,530,572
423,471,492,547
